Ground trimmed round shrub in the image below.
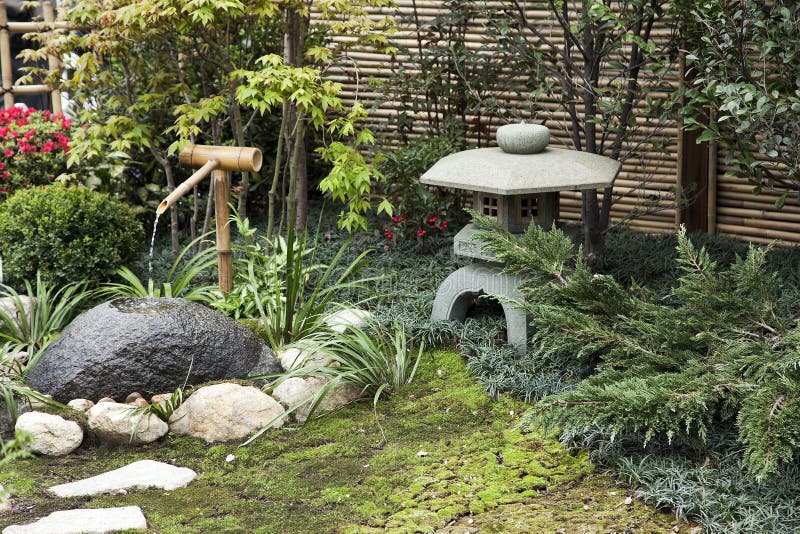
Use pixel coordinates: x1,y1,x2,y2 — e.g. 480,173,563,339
0,184,144,288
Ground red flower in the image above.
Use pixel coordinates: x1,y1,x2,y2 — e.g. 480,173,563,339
383,228,395,241
390,212,408,224
416,229,427,238
439,220,448,230
15,117,28,127
40,141,58,153
18,141,35,153
3,149,12,157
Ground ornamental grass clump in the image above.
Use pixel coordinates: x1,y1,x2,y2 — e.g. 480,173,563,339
473,213,800,481
0,107,71,199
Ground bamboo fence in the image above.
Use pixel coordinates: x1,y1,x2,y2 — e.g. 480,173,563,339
326,0,800,246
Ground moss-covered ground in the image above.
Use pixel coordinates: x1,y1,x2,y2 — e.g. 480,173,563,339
1,350,689,532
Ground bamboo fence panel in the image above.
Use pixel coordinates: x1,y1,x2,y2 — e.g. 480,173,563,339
325,0,681,235
0,0,65,111
715,144,800,245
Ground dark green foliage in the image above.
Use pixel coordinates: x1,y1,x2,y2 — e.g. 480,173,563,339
564,424,800,533
464,341,588,403
380,0,513,145
376,136,465,242
681,0,800,193
473,213,800,481
0,184,144,289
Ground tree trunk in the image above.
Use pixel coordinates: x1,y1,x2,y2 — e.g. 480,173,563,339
284,7,309,231
267,102,289,243
230,95,249,219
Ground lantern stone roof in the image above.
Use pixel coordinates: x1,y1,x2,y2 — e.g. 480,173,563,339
420,147,621,195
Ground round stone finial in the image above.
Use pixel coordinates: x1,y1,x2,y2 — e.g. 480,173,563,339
496,122,550,154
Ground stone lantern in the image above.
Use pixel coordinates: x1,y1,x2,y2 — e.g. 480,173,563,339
420,124,620,354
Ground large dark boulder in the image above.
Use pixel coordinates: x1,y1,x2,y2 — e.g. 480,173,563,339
27,298,281,403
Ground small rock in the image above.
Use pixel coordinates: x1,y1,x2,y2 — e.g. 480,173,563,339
49,459,197,498
11,351,27,369
97,397,116,404
276,347,331,371
271,376,361,423
169,383,286,443
0,484,12,514
115,489,127,496
15,412,83,456
624,496,633,505
323,307,373,333
225,454,235,463
1,505,147,534
417,450,428,457
130,398,149,408
87,402,167,445
150,393,171,405
125,392,144,404
67,399,95,412
583,504,590,511
0,296,33,328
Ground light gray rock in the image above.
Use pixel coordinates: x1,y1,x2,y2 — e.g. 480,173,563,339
169,383,285,443
0,296,33,328
0,484,11,514
15,411,83,456
496,122,550,154
87,402,167,445
324,308,373,333
272,377,361,423
276,347,331,371
49,460,197,498
67,399,95,412
2,506,147,534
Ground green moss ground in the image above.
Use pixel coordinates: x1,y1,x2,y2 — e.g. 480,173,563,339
1,350,689,533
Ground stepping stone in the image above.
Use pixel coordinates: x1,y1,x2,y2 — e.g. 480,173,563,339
2,506,146,533
49,459,197,498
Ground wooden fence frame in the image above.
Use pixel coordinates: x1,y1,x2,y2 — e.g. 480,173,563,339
0,0,66,113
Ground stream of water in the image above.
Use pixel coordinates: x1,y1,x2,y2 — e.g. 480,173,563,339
148,212,160,281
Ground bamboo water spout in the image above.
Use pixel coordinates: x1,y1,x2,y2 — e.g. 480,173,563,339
158,144,263,293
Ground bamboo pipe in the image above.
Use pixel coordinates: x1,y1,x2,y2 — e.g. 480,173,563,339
179,144,262,173
162,144,263,294
214,169,232,293
156,159,218,215
0,2,13,108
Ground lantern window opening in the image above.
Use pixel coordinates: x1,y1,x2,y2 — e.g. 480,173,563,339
481,194,500,218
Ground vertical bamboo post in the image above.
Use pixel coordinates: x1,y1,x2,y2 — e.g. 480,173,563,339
41,0,61,114
213,169,232,293
0,1,14,108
